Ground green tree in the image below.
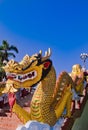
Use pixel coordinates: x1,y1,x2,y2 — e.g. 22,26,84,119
0,67,6,81
0,40,19,62
0,51,4,66
0,40,19,81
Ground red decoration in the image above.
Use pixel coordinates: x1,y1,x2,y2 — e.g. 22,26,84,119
44,61,50,69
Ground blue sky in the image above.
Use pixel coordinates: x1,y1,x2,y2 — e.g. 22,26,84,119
0,0,88,75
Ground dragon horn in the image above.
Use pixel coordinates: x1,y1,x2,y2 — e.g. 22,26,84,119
39,50,42,55
41,48,52,61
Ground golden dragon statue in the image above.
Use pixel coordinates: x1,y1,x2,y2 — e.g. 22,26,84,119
2,48,75,126
69,64,86,110
69,64,84,95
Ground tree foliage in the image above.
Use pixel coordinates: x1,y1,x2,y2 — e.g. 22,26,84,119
0,40,19,62
0,40,19,81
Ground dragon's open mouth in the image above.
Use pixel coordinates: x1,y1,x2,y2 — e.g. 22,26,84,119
6,70,37,82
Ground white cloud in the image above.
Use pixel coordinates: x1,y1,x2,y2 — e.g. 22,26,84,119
16,121,50,130
16,118,65,130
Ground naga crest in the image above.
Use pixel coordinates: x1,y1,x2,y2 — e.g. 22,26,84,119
3,48,52,90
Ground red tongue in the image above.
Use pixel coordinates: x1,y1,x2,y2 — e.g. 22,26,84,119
7,76,14,80
7,74,16,80
8,92,16,112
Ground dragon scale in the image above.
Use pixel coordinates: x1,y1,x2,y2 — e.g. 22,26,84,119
31,66,57,125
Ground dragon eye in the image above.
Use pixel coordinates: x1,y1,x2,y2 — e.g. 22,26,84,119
44,61,51,69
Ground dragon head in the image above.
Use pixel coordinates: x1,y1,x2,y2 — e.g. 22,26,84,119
71,64,82,76
3,48,52,91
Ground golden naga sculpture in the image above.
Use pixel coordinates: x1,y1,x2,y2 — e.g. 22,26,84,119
2,48,74,126
69,64,86,110
69,64,84,95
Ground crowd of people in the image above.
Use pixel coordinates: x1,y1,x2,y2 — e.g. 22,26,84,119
0,87,36,109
